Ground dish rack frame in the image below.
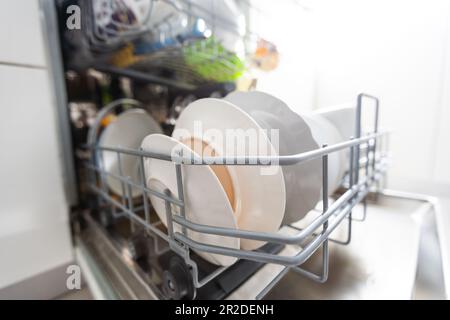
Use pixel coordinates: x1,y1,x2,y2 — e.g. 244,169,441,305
83,93,389,299
72,0,273,91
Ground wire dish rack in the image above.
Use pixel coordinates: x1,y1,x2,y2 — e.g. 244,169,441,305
83,93,389,299
70,0,264,89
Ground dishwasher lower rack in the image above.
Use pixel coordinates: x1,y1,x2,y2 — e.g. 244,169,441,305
80,93,389,299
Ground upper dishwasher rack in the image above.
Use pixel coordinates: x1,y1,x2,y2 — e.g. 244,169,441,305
83,93,389,299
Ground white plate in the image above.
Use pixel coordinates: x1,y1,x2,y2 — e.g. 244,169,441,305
316,104,356,141
302,113,347,195
99,109,162,197
316,104,356,168
225,91,322,225
141,134,238,266
173,98,286,250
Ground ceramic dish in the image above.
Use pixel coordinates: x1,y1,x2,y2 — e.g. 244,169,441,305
225,91,322,225
173,98,286,250
316,104,356,141
141,134,238,266
302,113,347,195
99,109,162,197
317,104,356,168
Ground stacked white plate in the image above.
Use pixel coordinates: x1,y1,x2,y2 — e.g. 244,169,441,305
136,92,350,266
224,91,322,225
141,134,239,266
301,113,347,195
316,104,356,141
316,103,357,166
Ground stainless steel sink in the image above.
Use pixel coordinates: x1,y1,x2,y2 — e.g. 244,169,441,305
259,192,447,300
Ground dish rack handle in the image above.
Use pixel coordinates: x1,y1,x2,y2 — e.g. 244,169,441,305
354,93,380,183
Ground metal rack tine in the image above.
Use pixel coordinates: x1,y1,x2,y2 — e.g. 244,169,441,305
97,149,108,194
175,150,187,236
116,151,127,206
256,145,332,299
354,93,380,183
328,137,356,245
164,189,175,239
138,150,151,224
291,242,329,283
356,139,372,222
96,148,111,213
285,144,330,287
126,177,136,233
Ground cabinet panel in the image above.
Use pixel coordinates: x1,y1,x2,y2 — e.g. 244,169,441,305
0,0,47,67
0,65,72,289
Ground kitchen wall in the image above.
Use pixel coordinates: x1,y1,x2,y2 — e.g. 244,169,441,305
249,0,317,112
311,0,450,189
250,0,450,188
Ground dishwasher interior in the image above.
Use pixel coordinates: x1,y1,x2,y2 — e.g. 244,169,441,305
75,192,447,300
44,0,448,300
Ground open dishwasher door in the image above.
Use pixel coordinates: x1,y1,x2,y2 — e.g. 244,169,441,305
73,192,448,300
259,192,448,300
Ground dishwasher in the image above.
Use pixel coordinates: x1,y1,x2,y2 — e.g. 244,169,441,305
38,0,448,300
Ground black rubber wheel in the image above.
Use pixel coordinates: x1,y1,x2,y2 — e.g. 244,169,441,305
162,256,195,300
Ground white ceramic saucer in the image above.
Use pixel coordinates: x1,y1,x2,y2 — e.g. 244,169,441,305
225,91,322,225
173,98,286,250
99,109,162,197
141,134,239,266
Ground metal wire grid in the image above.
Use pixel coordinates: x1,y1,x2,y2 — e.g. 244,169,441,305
126,41,246,83
83,0,252,50
83,93,388,298
83,0,154,51
82,0,250,89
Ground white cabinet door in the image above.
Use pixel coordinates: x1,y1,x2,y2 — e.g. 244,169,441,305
0,65,73,290
0,0,47,67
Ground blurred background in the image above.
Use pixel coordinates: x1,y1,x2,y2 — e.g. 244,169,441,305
0,0,449,299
